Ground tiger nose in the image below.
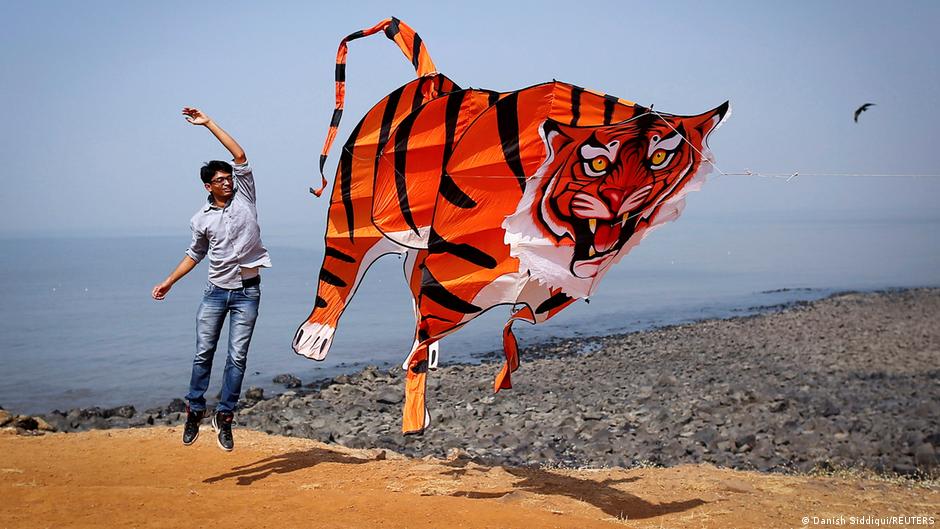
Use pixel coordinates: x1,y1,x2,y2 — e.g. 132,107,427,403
600,188,623,209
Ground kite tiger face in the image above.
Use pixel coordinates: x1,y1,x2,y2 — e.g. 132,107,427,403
535,104,728,279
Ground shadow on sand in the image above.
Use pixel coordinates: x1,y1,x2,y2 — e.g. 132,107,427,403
202,447,372,486
204,446,706,520
442,459,706,520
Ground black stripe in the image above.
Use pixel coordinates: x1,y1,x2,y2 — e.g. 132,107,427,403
442,91,466,163
325,247,356,263
319,268,348,288
318,154,327,173
315,296,328,308
393,111,420,234
384,18,400,39
428,229,496,268
439,172,476,208
335,62,346,83
420,267,481,314
329,108,343,128
571,85,584,126
487,90,499,107
411,33,423,70
496,92,526,190
440,76,456,94
603,94,618,125
377,86,405,167
535,292,572,314
339,118,365,242
410,76,425,112
346,30,365,41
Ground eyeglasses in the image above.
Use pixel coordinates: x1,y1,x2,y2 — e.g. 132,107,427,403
210,175,233,185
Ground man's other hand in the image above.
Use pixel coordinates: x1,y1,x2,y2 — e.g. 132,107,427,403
182,107,211,126
152,281,172,300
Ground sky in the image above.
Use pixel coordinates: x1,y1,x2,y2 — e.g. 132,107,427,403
1,0,938,239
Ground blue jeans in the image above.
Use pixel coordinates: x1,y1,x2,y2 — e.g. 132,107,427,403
186,281,260,414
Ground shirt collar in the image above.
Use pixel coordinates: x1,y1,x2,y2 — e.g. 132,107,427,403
203,190,236,212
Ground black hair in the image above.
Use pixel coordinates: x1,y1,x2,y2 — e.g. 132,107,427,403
200,160,234,184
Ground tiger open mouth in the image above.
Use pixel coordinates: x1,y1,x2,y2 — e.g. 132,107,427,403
570,214,637,277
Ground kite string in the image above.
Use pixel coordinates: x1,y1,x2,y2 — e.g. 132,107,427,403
337,138,940,181
646,108,940,180
645,108,804,182
323,112,940,267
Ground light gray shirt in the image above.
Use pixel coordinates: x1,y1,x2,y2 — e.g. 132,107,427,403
186,160,272,289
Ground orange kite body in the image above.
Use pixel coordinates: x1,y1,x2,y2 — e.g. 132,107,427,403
293,17,730,434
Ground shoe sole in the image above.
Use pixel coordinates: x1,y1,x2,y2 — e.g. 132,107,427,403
211,414,234,452
183,408,204,446
183,413,203,446
182,429,199,446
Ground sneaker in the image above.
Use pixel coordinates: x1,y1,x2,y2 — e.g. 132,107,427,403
182,406,204,446
212,411,235,452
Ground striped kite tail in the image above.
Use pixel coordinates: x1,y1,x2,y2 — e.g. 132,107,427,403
310,17,439,197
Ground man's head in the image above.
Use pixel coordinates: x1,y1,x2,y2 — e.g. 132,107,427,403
201,160,234,202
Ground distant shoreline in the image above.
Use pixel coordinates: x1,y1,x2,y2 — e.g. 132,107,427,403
4,285,910,416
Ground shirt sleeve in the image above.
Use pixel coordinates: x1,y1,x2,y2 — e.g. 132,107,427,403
185,218,209,263
232,160,256,203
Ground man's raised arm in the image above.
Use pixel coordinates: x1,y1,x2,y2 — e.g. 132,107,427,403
182,107,247,164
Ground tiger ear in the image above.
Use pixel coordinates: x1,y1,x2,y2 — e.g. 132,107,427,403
689,101,731,142
540,119,574,156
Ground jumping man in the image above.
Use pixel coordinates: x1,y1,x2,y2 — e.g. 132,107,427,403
151,107,271,451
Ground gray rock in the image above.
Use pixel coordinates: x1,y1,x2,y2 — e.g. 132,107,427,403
582,411,604,421
13,415,38,430
273,374,302,388
374,390,404,406
914,443,936,468
693,426,718,446
893,463,917,476
736,433,756,449
245,387,264,401
359,365,381,381
165,399,186,414
106,405,136,419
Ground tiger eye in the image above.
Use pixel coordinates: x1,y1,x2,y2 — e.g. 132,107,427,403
590,157,608,172
651,150,667,165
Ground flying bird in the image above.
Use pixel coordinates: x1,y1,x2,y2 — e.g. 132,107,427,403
854,103,875,122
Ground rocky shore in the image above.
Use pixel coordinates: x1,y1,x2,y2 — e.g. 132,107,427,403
11,288,939,477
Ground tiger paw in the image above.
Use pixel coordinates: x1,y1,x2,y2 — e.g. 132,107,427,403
292,322,336,360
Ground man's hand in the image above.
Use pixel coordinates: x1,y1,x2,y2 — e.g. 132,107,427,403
182,107,211,126
182,106,246,163
152,281,173,300
152,256,197,301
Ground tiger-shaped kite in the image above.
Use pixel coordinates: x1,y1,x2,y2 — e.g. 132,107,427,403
293,17,730,434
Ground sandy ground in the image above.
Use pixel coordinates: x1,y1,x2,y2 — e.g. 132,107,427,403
2,427,937,529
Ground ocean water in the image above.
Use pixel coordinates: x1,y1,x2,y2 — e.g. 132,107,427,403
2,185,939,414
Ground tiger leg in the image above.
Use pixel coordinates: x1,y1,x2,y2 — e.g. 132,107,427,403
494,315,525,392
402,343,431,434
399,267,485,434
494,282,576,391
403,249,440,369
400,249,440,435
293,236,405,360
